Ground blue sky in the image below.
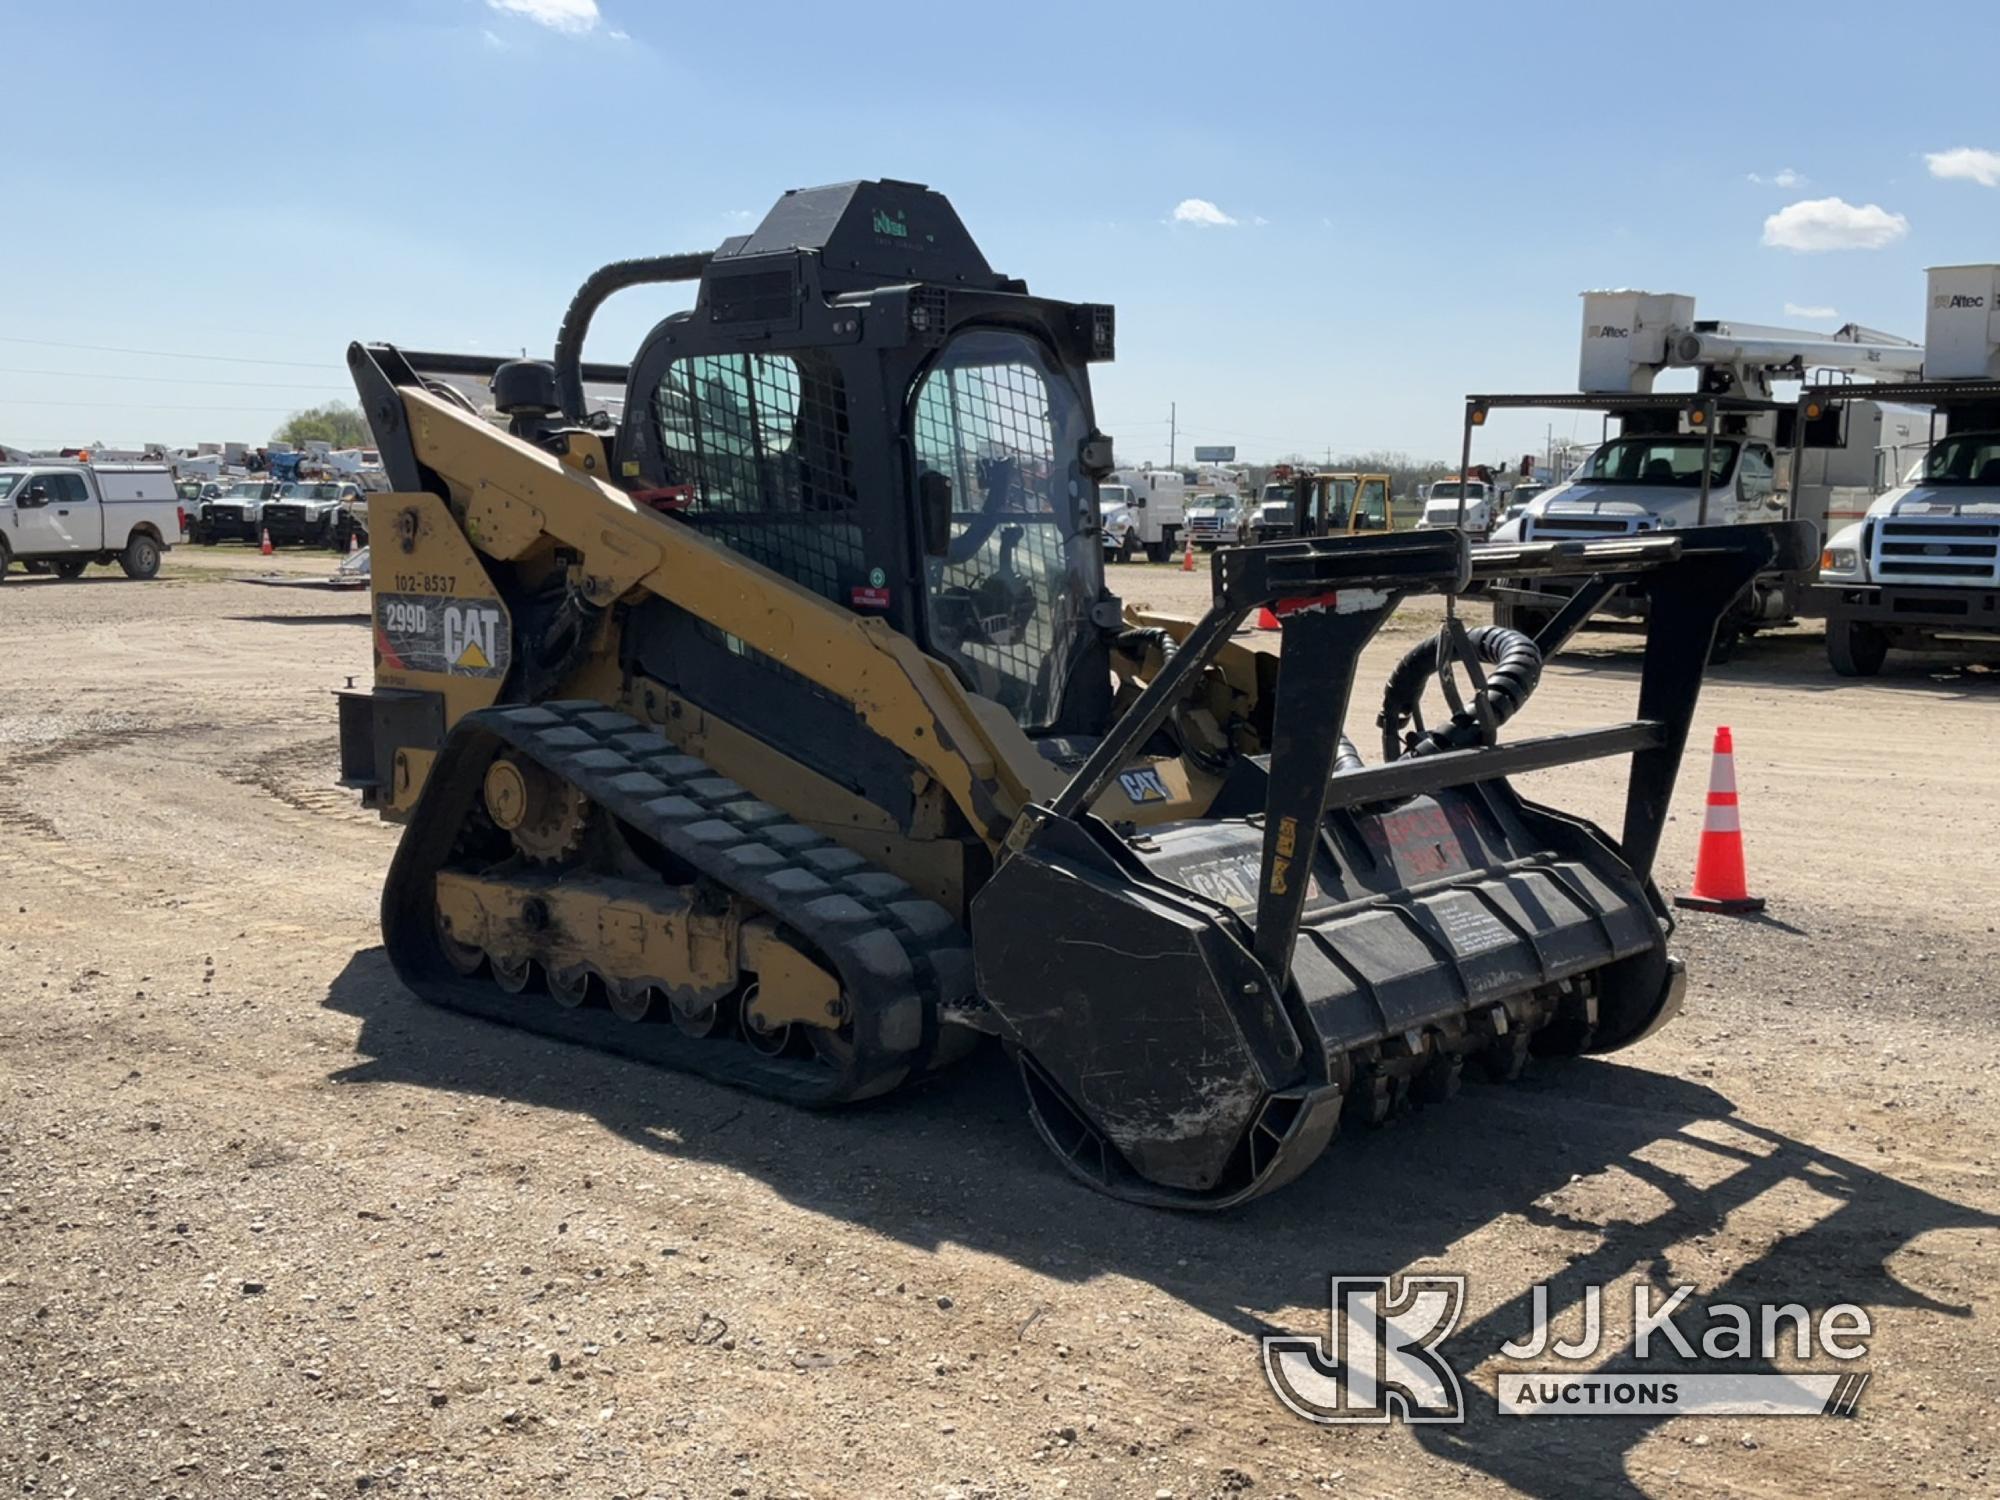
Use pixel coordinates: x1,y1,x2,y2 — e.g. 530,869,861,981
3,0,1996,464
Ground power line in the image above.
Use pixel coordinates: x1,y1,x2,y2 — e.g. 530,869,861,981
0,335,344,371
2,398,310,413
0,367,349,391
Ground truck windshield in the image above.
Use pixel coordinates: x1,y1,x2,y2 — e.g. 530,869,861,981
1920,433,2000,486
912,328,1097,730
1429,482,1484,500
1582,437,1739,487
1099,485,1133,507
224,483,265,498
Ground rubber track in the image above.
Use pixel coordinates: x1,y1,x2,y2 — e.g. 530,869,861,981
381,700,975,1106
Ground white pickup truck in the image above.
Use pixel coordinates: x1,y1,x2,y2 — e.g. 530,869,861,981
0,462,184,581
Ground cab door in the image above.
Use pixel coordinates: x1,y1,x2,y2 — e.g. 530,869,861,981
6,472,74,556
1354,477,1392,532
1735,443,1777,523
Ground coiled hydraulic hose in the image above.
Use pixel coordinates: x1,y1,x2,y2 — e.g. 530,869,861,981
552,252,713,422
1379,624,1543,761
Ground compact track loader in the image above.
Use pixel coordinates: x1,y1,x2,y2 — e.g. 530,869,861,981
339,180,1808,1207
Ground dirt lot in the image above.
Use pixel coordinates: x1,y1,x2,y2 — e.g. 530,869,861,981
2,546,1997,1499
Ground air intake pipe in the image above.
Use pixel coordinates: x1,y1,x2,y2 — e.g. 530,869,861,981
553,253,713,421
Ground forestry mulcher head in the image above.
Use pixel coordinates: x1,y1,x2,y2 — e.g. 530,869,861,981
337,177,1811,1210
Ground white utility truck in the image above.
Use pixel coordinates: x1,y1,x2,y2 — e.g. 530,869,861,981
0,461,183,581
1099,467,1186,563
1419,469,1502,538
1183,491,1248,549
1480,290,1922,649
1810,265,2000,675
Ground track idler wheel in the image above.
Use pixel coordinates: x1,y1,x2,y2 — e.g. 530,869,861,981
671,996,727,1039
436,912,486,977
606,978,658,1023
547,963,596,1010
491,954,536,995
739,984,797,1057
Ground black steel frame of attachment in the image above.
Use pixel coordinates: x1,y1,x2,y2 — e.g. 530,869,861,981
1031,521,1808,997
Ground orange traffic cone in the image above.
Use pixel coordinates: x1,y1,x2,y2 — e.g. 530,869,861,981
260,527,274,556
1181,536,1195,572
347,529,360,555
1256,607,1281,631
1673,726,1764,914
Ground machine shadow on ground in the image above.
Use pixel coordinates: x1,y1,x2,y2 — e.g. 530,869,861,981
224,613,371,626
324,950,1997,1499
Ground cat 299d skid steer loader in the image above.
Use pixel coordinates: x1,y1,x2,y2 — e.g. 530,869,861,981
339,179,1807,1208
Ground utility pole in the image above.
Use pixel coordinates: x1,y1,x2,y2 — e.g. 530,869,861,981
1169,402,1177,467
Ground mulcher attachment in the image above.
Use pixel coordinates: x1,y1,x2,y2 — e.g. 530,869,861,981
973,522,1812,1208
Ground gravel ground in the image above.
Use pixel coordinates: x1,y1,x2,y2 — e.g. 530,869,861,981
1,548,1997,1499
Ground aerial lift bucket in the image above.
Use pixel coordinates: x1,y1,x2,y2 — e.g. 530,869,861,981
972,521,1813,1208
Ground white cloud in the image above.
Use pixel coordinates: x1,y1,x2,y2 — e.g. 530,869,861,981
1761,197,1909,252
486,0,600,34
1172,198,1237,228
480,27,507,48
1926,146,2000,188
1748,168,1805,188
1784,302,1838,320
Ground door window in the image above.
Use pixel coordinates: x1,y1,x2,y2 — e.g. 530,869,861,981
1358,479,1390,529
910,329,1095,728
1738,444,1775,500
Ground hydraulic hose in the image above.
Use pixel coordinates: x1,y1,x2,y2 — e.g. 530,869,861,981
1379,624,1542,761
553,252,713,421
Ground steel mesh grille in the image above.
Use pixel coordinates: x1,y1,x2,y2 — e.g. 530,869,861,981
912,341,1087,727
654,352,863,607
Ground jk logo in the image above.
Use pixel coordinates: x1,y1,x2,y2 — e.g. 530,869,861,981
1263,1275,1466,1424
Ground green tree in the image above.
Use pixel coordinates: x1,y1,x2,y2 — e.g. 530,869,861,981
275,402,371,448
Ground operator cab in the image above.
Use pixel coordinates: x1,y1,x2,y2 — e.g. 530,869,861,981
599,180,1121,739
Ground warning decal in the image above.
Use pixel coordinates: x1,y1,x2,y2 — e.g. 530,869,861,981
376,593,511,679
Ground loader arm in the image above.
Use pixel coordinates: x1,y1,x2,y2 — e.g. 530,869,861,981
357,373,1062,845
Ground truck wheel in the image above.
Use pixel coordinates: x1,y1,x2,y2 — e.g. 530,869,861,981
1119,531,1139,564
119,533,163,580
54,559,88,580
0,539,11,582
1491,595,1548,638
1827,620,1887,677
1145,540,1171,564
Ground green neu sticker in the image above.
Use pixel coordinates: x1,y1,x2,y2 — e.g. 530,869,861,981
872,210,908,238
